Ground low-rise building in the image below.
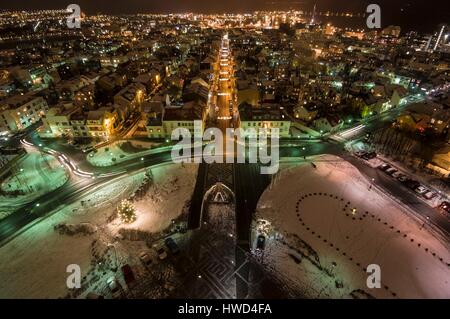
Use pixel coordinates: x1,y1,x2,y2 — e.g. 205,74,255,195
395,102,450,135
39,105,119,139
86,107,119,138
100,55,129,68
0,93,49,133
313,115,343,133
294,102,320,122
146,113,164,139
238,103,291,137
237,80,259,107
146,101,206,138
114,83,146,116
162,101,206,137
74,84,96,110
39,103,79,138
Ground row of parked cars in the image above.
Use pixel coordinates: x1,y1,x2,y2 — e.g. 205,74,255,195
378,163,438,200
354,151,378,161
139,237,180,268
89,237,181,299
102,264,136,299
355,150,449,218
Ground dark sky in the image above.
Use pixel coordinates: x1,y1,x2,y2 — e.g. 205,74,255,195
1,1,449,33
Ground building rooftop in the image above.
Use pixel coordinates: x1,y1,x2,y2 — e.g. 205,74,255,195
239,103,285,121
0,93,41,111
163,101,203,121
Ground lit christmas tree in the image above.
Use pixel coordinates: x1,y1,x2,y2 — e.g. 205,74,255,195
117,199,136,224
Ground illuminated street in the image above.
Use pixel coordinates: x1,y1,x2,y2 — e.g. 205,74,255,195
0,1,449,305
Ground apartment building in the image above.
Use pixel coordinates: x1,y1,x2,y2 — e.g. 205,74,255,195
238,103,291,137
114,83,146,120
0,93,49,133
86,107,119,138
39,105,119,139
146,101,206,139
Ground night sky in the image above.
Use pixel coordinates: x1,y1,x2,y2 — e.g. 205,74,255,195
1,0,449,33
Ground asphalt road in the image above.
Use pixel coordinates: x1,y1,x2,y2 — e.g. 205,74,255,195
343,153,450,238
2,132,449,247
0,150,174,246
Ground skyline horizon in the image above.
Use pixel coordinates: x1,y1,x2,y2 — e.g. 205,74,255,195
1,1,449,34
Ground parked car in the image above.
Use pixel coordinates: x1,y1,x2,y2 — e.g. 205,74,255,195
121,264,136,287
405,180,420,190
165,237,180,255
397,175,409,183
362,152,377,160
385,168,398,176
391,172,404,179
378,163,391,171
439,201,450,214
256,235,266,250
414,185,428,195
157,247,168,260
423,191,437,200
107,277,122,299
354,151,367,158
139,251,152,267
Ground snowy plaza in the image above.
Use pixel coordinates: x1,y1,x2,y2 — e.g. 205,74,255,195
252,155,450,299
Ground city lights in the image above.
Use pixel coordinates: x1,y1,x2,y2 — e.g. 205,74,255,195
0,2,449,306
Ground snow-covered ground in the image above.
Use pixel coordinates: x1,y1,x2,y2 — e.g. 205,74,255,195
115,163,198,234
87,140,161,167
252,154,450,299
0,150,69,221
0,163,197,299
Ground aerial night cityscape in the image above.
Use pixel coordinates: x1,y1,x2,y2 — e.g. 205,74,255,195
0,0,449,307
